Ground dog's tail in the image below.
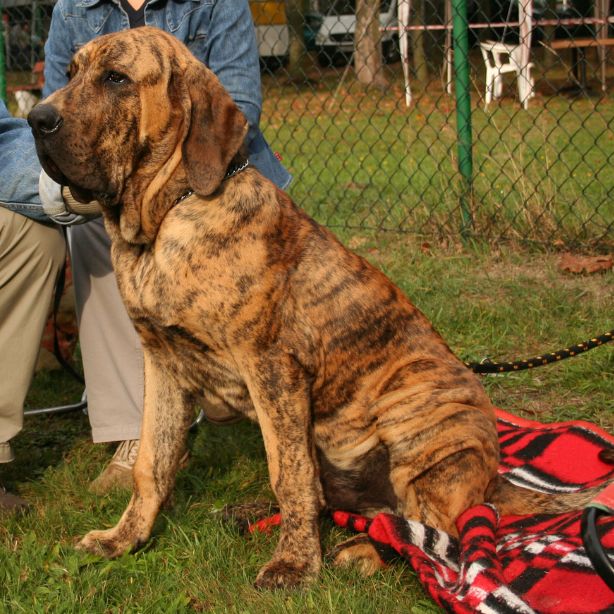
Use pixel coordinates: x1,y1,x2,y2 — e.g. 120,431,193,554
486,447,614,515
486,475,613,516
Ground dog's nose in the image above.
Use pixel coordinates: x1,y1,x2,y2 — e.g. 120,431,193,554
28,103,63,138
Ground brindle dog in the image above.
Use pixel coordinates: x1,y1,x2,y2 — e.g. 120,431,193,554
28,27,604,588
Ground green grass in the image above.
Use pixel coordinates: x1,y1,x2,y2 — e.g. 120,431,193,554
1,239,612,612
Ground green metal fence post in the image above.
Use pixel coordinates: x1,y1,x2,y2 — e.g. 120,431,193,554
451,0,473,237
0,5,6,103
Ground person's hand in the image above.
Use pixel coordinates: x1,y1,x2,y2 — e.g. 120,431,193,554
39,169,101,225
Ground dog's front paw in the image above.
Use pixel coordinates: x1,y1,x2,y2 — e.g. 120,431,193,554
76,528,135,559
254,557,320,590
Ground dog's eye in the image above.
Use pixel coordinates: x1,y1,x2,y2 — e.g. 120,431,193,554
105,71,128,85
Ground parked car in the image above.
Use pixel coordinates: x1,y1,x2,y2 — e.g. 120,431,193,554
314,0,400,66
487,0,595,46
249,0,290,69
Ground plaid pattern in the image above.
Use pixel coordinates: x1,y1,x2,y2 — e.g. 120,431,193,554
246,409,614,612
496,413,613,492
332,410,614,613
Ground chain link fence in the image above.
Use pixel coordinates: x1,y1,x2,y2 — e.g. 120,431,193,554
1,0,613,249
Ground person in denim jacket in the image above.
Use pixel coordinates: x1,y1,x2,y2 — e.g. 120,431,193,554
0,0,290,501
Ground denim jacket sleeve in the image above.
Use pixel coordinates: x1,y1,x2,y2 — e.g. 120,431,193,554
0,1,72,222
0,101,51,222
42,0,75,98
205,1,262,144
204,1,291,189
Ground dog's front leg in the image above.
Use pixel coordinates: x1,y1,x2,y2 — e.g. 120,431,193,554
78,350,192,558
243,351,324,589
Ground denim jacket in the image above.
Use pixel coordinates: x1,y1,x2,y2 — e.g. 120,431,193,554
0,101,49,222
0,0,290,222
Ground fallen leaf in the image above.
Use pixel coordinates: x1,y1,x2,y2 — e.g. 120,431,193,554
347,236,368,249
345,182,368,191
558,253,613,274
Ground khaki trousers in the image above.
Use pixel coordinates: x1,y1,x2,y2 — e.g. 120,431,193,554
68,217,143,443
0,208,65,442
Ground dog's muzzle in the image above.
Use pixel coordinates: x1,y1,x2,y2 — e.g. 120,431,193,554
28,103,64,138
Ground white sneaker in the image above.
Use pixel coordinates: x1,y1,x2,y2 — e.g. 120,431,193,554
88,440,189,495
0,442,15,464
89,439,140,494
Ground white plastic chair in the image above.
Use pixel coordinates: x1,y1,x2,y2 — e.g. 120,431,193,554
479,40,534,108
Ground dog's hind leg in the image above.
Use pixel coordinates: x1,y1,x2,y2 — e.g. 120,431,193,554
77,352,192,558
397,447,495,536
380,403,499,536
328,535,386,576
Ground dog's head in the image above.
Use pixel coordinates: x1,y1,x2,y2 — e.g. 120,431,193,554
28,27,248,243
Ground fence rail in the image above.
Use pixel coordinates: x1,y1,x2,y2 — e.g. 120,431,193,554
1,0,613,250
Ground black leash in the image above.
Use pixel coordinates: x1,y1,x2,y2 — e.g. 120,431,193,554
51,251,84,385
465,330,614,374
582,502,614,591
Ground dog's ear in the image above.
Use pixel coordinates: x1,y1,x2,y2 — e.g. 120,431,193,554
182,61,249,196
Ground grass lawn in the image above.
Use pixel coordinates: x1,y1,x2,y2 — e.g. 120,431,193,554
260,59,614,249
1,236,612,613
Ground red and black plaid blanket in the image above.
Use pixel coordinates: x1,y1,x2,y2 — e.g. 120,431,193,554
249,409,614,613
332,409,614,613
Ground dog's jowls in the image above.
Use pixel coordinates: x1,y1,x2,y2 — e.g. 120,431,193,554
28,27,605,588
